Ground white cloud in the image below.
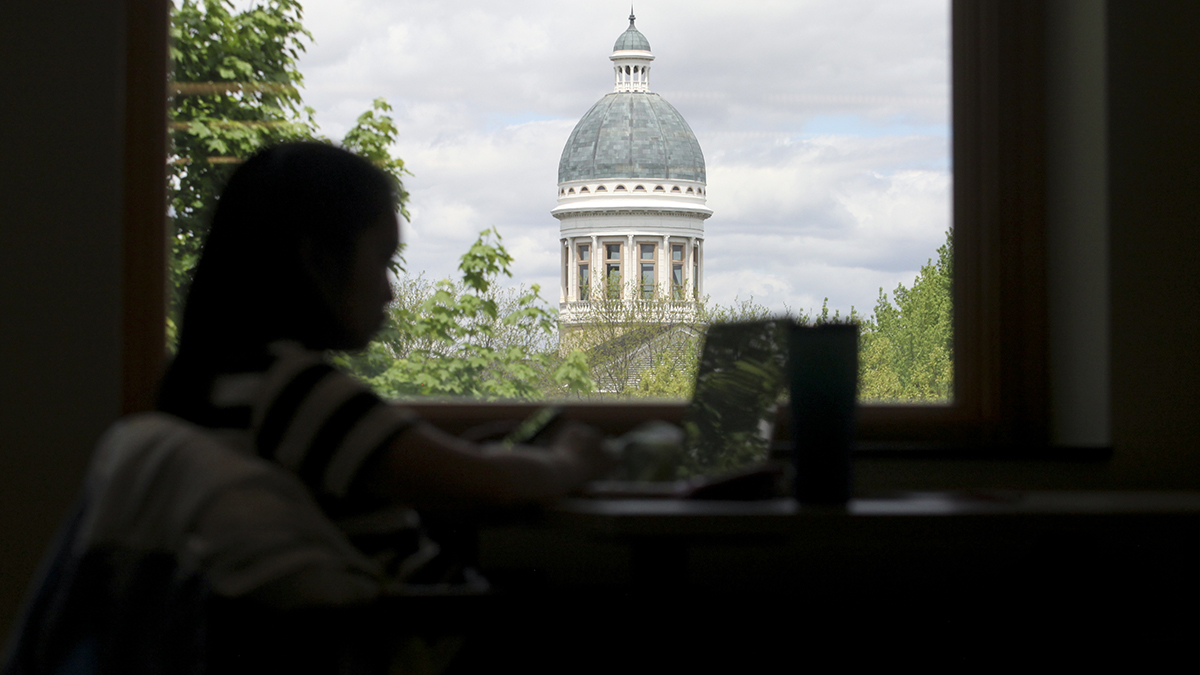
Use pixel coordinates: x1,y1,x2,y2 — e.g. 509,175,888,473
285,0,951,316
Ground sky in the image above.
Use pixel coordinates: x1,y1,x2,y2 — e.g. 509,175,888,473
276,0,950,316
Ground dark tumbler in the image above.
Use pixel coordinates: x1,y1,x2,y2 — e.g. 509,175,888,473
789,323,858,505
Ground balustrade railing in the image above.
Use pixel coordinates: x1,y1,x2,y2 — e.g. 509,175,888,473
558,298,699,324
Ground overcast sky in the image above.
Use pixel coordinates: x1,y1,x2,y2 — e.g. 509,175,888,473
282,0,950,316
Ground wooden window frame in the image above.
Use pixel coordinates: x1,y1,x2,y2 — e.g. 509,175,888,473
851,0,1050,449
122,1,1052,451
121,0,169,415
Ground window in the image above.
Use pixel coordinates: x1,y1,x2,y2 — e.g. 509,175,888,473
614,184,627,192
671,244,685,301
123,2,1055,450
634,185,646,192
692,252,699,301
596,185,607,193
580,186,590,194
639,243,656,299
605,243,622,299
578,243,590,301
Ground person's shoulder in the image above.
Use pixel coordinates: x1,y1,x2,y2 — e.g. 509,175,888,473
252,340,379,412
209,341,356,420
266,339,330,377
253,342,420,499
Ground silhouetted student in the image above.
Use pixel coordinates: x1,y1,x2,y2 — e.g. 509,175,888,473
7,149,616,675
158,142,613,516
141,142,613,669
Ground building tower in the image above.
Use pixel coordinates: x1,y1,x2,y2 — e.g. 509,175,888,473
554,12,710,326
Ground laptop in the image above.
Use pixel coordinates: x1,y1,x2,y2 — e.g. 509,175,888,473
586,319,790,498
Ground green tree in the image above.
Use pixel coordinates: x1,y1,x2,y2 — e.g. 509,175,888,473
169,2,587,401
560,286,797,399
333,229,594,400
858,230,954,402
170,0,313,327
168,1,409,338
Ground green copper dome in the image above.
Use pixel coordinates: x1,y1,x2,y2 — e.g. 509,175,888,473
613,18,651,52
558,92,706,183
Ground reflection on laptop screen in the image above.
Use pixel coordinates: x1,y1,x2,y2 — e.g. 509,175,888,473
680,320,788,478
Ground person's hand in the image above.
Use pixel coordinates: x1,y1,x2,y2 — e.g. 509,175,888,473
548,421,618,486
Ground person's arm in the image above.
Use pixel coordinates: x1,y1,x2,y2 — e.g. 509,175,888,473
354,420,614,510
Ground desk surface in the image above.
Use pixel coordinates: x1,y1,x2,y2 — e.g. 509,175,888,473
479,491,1200,590
545,490,1200,535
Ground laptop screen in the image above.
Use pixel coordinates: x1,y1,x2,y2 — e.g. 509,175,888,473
679,320,789,478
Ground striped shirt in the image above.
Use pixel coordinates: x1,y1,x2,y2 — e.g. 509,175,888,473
207,341,417,504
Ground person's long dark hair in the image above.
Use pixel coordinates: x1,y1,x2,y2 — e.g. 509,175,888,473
158,142,397,423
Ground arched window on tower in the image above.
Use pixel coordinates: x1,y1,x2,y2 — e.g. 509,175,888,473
615,185,627,192
596,185,607,192
654,185,665,192
577,243,591,301
639,242,657,300
634,185,646,192
568,188,575,195
671,243,685,301
580,186,590,194
671,186,681,193
605,243,622,299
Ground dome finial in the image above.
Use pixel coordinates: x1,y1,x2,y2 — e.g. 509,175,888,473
629,6,636,27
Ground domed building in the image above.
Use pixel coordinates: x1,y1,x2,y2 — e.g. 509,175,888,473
554,12,710,325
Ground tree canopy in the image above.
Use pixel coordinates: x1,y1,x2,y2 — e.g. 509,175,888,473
168,0,408,338
332,229,594,400
858,230,954,402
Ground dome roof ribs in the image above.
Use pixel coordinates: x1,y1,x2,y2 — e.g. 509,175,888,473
556,13,705,184
647,94,671,179
558,93,705,183
613,9,651,52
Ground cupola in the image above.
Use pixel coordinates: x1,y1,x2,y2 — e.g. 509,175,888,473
611,12,654,93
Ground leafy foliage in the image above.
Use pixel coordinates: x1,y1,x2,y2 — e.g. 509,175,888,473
340,98,411,226
560,287,799,399
168,1,410,333
567,230,952,406
333,230,595,400
858,230,954,402
169,0,315,324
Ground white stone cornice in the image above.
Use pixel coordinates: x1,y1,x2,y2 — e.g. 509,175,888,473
552,191,711,218
611,49,654,59
552,207,713,220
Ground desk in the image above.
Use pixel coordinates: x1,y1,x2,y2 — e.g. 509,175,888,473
479,491,1200,594
460,492,1200,668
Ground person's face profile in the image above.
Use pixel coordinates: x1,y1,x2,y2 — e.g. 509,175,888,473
334,212,400,350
